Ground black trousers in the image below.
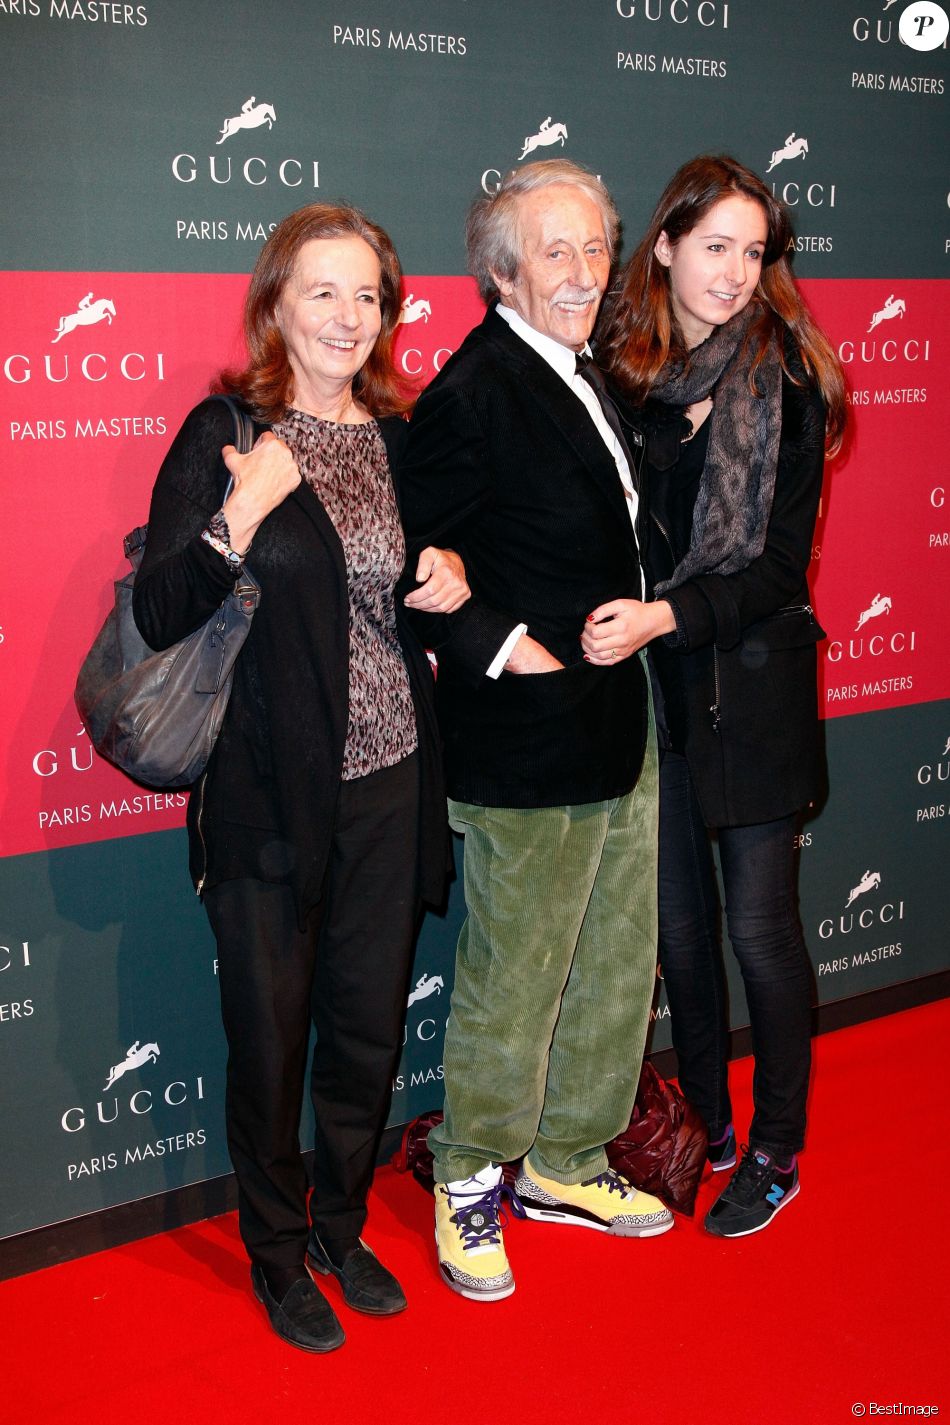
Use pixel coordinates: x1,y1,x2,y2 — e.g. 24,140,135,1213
204,753,420,1272
658,750,812,1158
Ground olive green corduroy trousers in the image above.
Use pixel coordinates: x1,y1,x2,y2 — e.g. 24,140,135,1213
431,691,659,1186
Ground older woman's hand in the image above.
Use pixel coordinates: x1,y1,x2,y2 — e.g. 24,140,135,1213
404,547,471,614
581,598,676,664
221,431,302,554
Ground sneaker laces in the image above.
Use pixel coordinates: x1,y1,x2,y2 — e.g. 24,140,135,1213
579,1168,633,1199
726,1145,775,1204
449,1183,526,1254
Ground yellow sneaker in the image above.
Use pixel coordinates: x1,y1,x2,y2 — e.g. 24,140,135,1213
515,1160,674,1237
434,1167,517,1302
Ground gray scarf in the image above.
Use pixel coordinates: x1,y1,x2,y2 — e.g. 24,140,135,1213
651,302,782,594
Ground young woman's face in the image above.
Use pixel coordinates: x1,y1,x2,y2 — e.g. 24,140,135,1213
655,194,768,349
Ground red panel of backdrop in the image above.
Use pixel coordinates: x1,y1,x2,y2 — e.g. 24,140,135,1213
3,273,946,857
0,271,486,857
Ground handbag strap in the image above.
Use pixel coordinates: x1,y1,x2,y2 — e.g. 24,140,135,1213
210,395,262,595
123,397,258,569
211,395,256,505
211,392,256,456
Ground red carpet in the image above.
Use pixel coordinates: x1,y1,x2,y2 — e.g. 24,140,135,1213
3,1000,947,1425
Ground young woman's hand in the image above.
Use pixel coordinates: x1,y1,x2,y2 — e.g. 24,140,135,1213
581,598,676,664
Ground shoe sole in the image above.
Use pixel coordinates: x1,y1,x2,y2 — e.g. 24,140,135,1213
704,1180,801,1239
251,1277,346,1353
710,1154,738,1173
519,1201,674,1237
437,1262,516,1302
305,1253,408,1316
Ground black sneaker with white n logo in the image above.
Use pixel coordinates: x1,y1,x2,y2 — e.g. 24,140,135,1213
704,1145,800,1238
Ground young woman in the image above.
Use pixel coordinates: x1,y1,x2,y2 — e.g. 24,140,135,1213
589,155,845,1237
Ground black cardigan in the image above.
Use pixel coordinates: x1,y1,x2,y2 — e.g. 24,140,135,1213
132,397,448,923
644,366,828,827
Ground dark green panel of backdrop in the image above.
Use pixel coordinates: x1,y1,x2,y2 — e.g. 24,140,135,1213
0,827,466,1239
0,831,228,1238
1,0,946,277
2,697,947,1238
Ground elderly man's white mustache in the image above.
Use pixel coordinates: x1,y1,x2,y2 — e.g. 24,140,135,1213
552,285,601,304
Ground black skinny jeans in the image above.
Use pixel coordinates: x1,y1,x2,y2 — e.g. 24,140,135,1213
658,750,813,1159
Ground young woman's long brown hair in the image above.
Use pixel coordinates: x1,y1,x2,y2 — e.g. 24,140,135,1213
217,203,413,422
596,155,846,454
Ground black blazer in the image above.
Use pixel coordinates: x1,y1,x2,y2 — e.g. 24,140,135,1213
132,397,448,923
397,307,649,808
645,367,828,827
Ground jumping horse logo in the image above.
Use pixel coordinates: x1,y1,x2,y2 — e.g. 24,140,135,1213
855,593,892,631
103,1040,160,1092
765,132,809,173
867,295,906,333
217,97,277,145
518,117,568,161
51,293,116,344
407,973,444,1008
399,295,432,325
845,871,881,908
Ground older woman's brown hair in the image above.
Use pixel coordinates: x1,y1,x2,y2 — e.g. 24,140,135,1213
218,202,412,421
596,155,846,454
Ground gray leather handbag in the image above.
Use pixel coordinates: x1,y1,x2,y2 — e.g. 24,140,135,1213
75,395,261,788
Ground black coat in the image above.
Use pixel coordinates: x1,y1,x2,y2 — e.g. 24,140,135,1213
644,367,828,827
397,307,649,808
132,397,448,922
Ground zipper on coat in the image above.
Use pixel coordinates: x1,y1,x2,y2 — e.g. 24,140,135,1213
710,647,721,733
194,772,209,895
650,510,675,560
773,602,814,619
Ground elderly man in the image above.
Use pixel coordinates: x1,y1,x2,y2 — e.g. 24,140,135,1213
399,160,673,1302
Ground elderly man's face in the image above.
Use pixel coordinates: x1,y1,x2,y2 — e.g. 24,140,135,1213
496,184,611,351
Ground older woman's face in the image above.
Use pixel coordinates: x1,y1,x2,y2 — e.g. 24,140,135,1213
276,235,383,403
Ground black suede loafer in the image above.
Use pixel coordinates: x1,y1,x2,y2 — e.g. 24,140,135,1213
250,1265,345,1353
306,1233,408,1316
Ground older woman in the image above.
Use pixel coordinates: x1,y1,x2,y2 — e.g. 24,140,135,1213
592,156,845,1238
133,204,467,1351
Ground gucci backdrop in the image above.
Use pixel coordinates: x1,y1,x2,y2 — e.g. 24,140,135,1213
1,0,947,1249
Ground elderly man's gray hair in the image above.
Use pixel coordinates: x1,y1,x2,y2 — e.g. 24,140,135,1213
466,160,621,305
